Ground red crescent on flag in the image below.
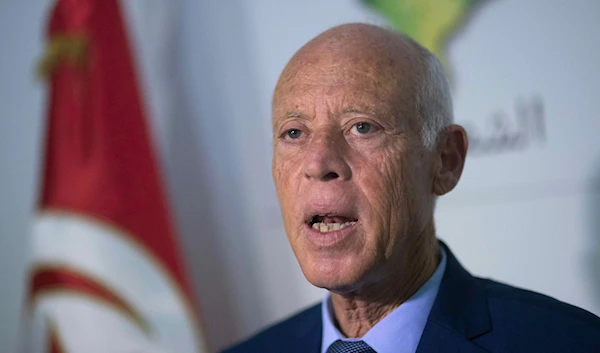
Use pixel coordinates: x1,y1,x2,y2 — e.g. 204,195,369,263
30,265,151,336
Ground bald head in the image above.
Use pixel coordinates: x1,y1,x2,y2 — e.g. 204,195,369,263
273,23,453,148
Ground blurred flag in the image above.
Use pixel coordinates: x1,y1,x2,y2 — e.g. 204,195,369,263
23,0,207,352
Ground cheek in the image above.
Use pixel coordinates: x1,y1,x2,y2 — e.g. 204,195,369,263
355,150,410,246
272,156,285,195
273,150,293,189
366,147,405,199
273,152,303,218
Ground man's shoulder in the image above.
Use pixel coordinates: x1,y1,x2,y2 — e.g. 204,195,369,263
480,277,600,326
221,303,322,353
475,277,600,351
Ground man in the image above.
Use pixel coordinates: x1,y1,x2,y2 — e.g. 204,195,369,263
223,23,600,353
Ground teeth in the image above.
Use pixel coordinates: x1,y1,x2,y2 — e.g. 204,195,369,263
311,221,356,233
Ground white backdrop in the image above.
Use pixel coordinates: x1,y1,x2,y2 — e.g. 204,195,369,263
1,1,599,352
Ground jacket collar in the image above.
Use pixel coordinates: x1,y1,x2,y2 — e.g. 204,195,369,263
416,241,492,352
300,241,492,353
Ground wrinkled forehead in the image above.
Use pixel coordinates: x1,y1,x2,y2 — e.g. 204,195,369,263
272,36,422,125
274,64,391,111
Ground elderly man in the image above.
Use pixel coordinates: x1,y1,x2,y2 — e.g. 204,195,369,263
224,23,600,353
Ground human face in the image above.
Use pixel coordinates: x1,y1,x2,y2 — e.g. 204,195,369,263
272,54,436,293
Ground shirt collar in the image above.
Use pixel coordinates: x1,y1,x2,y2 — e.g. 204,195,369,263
321,247,447,353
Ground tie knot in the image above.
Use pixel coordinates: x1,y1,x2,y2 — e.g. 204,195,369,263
326,339,377,353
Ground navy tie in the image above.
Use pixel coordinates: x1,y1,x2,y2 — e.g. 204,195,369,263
326,339,377,353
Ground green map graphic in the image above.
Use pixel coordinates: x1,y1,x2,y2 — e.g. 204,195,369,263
364,0,485,77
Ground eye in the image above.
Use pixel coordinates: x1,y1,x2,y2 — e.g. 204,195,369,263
284,129,302,140
350,122,373,135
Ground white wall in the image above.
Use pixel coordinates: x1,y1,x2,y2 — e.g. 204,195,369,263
1,1,599,352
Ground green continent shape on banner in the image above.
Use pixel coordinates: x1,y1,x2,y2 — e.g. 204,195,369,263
364,0,484,73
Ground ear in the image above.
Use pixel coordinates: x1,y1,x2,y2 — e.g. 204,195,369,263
432,125,468,196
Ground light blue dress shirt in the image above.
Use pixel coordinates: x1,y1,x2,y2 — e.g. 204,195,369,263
321,247,447,353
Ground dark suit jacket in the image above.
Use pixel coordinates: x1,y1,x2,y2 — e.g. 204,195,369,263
223,243,600,352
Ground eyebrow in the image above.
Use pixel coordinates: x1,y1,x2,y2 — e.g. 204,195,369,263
277,107,379,123
285,112,303,119
341,107,378,116
272,112,308,129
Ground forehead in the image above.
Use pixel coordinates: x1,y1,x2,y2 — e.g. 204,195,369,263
275,74,388,113
273,55,417,123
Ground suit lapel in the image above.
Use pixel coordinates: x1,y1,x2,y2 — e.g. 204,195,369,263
294,324,322,353
416,321,489,353
416,242,492,353
289,304,323,353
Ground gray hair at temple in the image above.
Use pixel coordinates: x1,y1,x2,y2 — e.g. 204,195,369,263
410,37,454,150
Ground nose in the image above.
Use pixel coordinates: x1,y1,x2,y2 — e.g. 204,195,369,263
302,133,351,182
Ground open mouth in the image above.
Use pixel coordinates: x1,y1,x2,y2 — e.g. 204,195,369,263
308,214,358,233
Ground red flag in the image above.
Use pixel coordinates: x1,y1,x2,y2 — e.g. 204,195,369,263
25,0,207,351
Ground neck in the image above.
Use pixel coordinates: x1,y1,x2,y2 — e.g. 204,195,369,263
330,227,439,338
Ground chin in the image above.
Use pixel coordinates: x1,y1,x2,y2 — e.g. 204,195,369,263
299,254,373,293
